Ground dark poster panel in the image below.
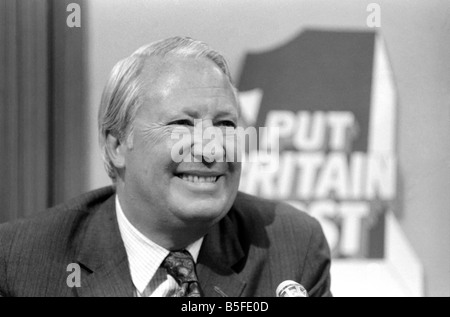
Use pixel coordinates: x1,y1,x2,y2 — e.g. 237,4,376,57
239,30,374,152
237,30,390,259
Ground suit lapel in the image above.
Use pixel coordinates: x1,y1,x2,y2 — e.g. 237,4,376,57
77,256,133,297
197,208,247,297
74,194,134,297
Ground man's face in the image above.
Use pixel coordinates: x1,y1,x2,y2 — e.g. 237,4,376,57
122,57,241,229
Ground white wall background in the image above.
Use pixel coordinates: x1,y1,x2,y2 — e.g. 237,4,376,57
85,0,450,296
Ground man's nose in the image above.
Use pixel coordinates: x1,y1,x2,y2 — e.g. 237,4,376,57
192,141,225,163
192,120,225,163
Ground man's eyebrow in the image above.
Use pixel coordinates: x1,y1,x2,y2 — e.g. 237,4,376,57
214,110,238,119
163,108,238,119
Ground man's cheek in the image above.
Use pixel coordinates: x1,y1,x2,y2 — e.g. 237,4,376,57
169,136,192,163
223,134,242,166
230,163,242,186
166,127,192,163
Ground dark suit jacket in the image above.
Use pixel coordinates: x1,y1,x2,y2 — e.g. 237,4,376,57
0,186,331,297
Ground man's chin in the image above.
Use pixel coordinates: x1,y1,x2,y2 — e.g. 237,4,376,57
170,196,231,224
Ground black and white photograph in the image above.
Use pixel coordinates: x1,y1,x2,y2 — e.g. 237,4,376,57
1,0,449,299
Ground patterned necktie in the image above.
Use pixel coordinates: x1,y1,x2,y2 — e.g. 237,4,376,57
162,250,203,297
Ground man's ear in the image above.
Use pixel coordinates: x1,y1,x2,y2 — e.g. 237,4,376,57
105,134,127,169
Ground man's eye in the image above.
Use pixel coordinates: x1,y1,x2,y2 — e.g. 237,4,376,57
169,119,193,126
217,120,237,128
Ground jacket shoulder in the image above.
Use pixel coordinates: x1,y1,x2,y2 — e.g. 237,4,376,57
0,186,115,296
233,191,321,236
232,192,331,297
0,186,115,238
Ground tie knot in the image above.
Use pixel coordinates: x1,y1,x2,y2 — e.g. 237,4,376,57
162,250,203,297
163,250,198,284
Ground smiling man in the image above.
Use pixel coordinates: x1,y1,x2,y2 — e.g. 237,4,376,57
0,37,332,297
108,55,241,251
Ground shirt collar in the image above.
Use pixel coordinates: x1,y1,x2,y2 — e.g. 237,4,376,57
115,195,203,294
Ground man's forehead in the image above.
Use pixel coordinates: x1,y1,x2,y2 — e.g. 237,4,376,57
141,56,228,85
140,56,235,100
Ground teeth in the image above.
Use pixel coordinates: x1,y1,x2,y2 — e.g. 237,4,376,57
179,174,218,183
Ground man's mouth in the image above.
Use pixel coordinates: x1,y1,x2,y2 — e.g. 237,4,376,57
177,173,219,183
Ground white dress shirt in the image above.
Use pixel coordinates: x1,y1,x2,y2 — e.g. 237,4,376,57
115,195,203,297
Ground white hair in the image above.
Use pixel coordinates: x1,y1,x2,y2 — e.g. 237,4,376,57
98,37,237,180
